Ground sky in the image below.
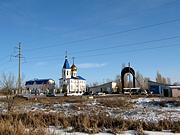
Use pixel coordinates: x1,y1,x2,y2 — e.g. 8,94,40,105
0,0,180,85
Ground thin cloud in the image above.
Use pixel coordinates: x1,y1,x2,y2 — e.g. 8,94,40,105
78,63,107,69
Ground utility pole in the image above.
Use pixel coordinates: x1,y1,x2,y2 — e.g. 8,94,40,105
18,43,21,94
13,42,23,94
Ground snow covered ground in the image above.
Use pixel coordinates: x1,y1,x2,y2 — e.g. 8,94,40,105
121,97,180,122
0,96,179,134
0,96,178,122
47,126,180,135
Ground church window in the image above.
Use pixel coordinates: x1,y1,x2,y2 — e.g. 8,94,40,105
71,85,73,90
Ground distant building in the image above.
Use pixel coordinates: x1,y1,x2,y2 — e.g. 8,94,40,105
148,81,171,97
89,82,117,94
25,79,55,95
169,86,180,97
148,81,180,97
59,55,86,95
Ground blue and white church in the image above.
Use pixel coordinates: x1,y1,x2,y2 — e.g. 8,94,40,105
59,55,86,95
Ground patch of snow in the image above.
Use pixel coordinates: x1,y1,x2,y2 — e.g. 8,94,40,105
47,127,180,135
144,130,180,135
0,96,6,99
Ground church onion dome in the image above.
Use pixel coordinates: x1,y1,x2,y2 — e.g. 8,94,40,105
71,64,77,71
63,58,70,69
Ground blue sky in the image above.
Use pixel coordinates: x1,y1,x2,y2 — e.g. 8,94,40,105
0,0,180,85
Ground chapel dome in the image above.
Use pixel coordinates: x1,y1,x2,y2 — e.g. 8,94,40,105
71,64,77,71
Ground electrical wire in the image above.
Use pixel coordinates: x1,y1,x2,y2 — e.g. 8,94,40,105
25,18,180,52
23,42,180,63
26,35,180,60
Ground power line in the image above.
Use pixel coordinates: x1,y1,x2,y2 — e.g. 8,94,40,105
26,35,180,60
23,42,180,64
71,35,180,54
25,18,180,52
75,43,180,59
23,0,178,46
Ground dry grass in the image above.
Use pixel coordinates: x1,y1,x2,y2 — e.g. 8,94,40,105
0,119,55,135
10,96,87,106
0,96,179,134
97,97,133,108
0,112,179,134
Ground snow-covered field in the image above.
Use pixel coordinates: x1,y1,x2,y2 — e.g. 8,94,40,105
3,96,178,122
122,97,180,122
0,95,179,134
47,126,180,135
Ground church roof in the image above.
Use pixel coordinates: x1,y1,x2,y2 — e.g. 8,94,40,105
63,58,70,69
77,76,86,80
71,64,77,71
71,76,86,80
61,76,86,81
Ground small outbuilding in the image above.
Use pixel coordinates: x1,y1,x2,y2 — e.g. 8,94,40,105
169,86,180,97
148,81,180,97
89,82,117,94
148,81,171,97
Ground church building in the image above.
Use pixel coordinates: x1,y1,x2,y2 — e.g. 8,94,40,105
59,55,86,95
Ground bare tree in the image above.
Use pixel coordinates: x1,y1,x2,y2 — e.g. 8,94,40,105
173,82,180,86
135,71,150,89
143,77,150,90
156,71,162,83
166,77,171,85
156,71,168,84
136,71,144,88
0,73,16,94
0,73,16,112
115,75,122,93
89,82,99,87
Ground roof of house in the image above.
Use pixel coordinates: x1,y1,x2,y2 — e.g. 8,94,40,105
148,80,170,86
169,86,180,89
89,81,116,88
25,79,55,85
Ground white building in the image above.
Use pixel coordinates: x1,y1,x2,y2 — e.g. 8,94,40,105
25,79,55,95
89,82,117,94
59,55,86,95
